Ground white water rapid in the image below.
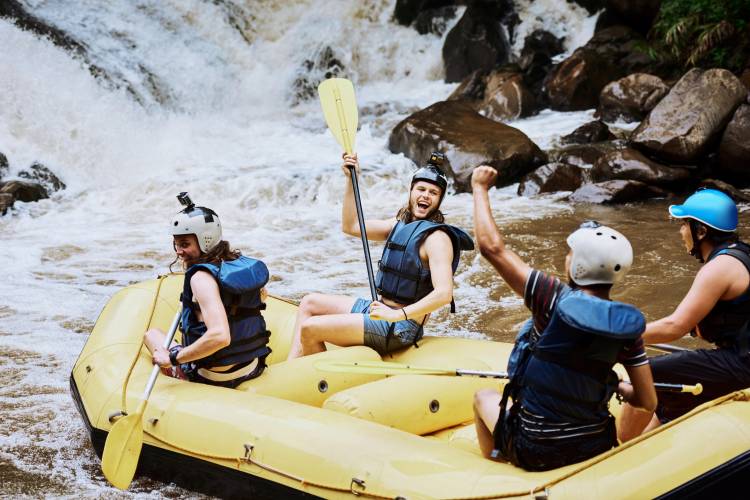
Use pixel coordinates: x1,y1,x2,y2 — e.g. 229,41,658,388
0,0,600,496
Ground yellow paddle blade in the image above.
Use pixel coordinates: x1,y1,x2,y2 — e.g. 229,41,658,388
101,412,144,490
318,78,358,154
315,359,454,376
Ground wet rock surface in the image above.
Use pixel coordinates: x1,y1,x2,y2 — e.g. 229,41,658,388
18,163,66,193
518,162,586,196
544,26,652,111
597,73,670,123
388,100,546,191
394,0,456,27
442,0,514,83
718,105,750,186
631,68,748,163
518,30,564,109
291,46,345,105
550,142,623,168
590,148,692,187
568,179,667,204
561,120,615,145
0,153,8,179
699,179,750,203
0,181,48,204
415,5,458,35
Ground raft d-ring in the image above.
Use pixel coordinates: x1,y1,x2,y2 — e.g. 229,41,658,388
108,410,127,423
243,444,254,462
350,477,366,495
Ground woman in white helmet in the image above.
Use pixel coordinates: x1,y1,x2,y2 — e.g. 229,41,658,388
144,193,272,388
470,166,657,471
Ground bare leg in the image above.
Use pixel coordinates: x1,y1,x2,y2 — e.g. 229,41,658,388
287,293,358,360
300,312,366,356
618,403,661,442
473,388,503,460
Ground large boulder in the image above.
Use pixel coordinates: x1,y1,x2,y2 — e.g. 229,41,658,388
544,26,652,111
699,179,750,203
442,1,514,83
569,179,667,204
597,73,670,122
0,193,14,215
18,163,66,193
394,0,456,27
590,148,692,187
561,120,615,145
518,162,586,196
481,71,535,121
518,30,564,108
550,142,623,168
631,68,748,163
388,100,547,191
717,105,750,186
448,70,535,120
415,6,458,35
603,0,661,34
0,180,48,203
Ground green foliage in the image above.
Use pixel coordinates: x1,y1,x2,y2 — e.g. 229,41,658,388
649,0,750,71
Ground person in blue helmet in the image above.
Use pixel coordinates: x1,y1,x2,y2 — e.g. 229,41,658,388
144,193,271,388
471,166,657,471
286,152,474,359
619,188,750,439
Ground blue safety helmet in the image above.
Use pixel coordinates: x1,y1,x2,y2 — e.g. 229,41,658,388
668,188,738,233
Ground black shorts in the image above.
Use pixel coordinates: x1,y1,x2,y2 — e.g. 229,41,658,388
494,407,617,471
650,347,750,422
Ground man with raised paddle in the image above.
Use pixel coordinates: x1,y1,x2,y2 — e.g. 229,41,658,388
470,165,657,471
286,152,474,358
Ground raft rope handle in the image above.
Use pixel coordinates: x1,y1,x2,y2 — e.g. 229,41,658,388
443,390,750,500
119,274,169,414
140,429,394,499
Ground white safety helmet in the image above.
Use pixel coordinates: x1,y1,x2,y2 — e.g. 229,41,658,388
171,192,222,253
566,221,633,286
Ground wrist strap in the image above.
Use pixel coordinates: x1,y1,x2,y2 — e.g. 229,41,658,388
402,308,408,321
169,346,181,366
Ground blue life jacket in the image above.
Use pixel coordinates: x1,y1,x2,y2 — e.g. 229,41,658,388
696,241,750,349
375,220,474,309
494,291,645,458
517,293,645,424
180,255,271,368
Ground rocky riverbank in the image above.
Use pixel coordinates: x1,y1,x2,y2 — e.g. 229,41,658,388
391,0,750,203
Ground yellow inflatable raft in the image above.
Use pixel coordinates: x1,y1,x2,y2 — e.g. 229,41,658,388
71,274,750,499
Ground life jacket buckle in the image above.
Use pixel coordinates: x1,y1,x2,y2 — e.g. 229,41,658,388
242,443,254,462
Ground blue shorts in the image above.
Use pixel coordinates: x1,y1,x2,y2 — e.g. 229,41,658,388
351,298,424,355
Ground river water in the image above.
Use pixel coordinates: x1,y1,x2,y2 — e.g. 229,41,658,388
1,0,748,497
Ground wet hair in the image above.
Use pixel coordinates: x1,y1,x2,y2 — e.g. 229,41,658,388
169,239,241,272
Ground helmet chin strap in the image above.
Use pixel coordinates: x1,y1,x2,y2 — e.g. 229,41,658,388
688,220,705,263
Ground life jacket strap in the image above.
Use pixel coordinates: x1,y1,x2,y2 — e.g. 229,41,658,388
531,349,612,380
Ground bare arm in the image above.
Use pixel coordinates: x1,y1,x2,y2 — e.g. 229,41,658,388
471,166,530,297
642,257,737,344
341,153,397,241
369,230,455,321
176,271,231,363
620,363,657,412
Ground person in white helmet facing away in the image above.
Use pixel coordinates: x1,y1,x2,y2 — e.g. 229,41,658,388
470,166,656,471
286,152,474,360
144,192,271,388
619,188,750,440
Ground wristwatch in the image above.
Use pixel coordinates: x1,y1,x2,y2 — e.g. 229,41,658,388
169,347,180,366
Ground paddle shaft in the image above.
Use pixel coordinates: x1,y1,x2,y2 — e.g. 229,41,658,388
647,343,688,353
348,167,378,301
141,309,182,401
455,368,698,394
